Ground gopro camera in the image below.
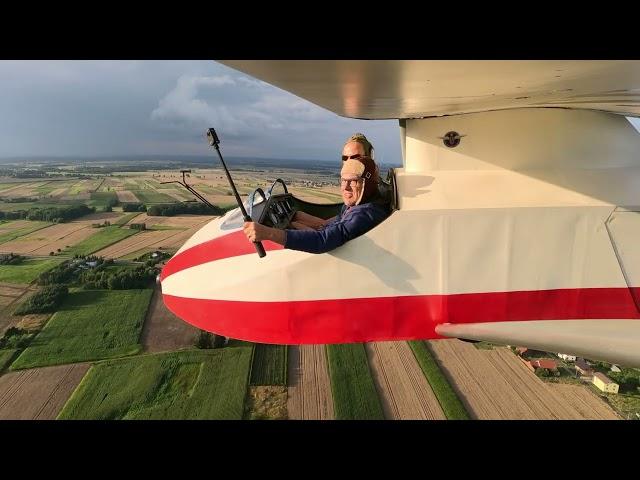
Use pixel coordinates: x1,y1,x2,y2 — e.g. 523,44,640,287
206,128,220,146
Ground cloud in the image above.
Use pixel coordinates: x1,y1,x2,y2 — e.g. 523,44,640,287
151,73,335,139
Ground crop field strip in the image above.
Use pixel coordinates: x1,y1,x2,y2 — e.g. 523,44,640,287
10,289,154,370
94,229,184,258
0,363,90,419
0,223,103,256
287,345,335,420
408,340,470,419
0,284,39,335
58,348,253,419
250,344,287,386
115,190,140,203
365,341,446,420
0,258,65,285
428,339,620,420
0,220,52,245
64,225,140,256
325,343,385,420
0,349,18,373
139,286,199,353
131,190,176,204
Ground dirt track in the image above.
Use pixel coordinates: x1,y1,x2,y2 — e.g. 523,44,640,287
429,339,620,420
140,287,199,352
287,345,334,420
0,363,90,419
365,341,446,420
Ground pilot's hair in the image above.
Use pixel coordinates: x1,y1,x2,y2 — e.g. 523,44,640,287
344,133,375,160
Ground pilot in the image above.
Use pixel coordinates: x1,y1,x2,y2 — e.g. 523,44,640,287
243,133,390,254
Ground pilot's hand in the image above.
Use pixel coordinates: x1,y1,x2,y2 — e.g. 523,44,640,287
243,222,287,246
243,221,265,242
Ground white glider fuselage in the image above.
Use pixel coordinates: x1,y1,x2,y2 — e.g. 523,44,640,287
161,62,640,366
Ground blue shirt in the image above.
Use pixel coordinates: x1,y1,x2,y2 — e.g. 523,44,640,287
284,201,390,254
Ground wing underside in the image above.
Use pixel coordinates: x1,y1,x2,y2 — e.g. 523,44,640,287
219,60,640,119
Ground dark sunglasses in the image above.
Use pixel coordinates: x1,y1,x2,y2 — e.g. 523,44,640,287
342,153,364,161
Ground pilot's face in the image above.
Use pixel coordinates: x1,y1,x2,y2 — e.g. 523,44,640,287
341,142,365,206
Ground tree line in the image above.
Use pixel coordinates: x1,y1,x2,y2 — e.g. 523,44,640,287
0,204,95,222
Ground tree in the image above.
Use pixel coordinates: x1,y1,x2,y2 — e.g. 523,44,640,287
536,368,550,378
196,330,214,349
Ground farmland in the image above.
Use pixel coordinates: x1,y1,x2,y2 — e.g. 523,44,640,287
139,287,199,353
0,363,90,419
11,289,153,369
58,348,253,419
428,339,620,420
0,223,102,256
250,344,287,386
0,220,51,245
326,343,384,420
0,258,65,284
287,345,334,420
365,341,446,420
64,225,139,256
0,159,624,421
408,341,470,420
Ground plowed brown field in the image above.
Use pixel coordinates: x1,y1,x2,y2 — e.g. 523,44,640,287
365,341,446,420
140,287,199,352
0,283,38,335
116,190,139,203
429,339,620,420
94,230,179,258
287,345,334,420
0,363,90,419
0,223,97,255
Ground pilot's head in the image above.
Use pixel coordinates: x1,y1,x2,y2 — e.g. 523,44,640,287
341,133,379,206
340,155,379,207
342,133,375,161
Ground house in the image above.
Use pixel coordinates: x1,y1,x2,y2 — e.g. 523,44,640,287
592,372,619,394
575,359,593,376
516,347,529,356
531,359,558,371
86,261,98,268
610,365,622,373
557,353,577,361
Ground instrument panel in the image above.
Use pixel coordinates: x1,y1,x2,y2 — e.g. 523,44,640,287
251,193,296,229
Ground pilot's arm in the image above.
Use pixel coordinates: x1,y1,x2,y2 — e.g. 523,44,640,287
243,222,286,245
291,211,336,230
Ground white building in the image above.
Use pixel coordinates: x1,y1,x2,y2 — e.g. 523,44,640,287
557,353,577,361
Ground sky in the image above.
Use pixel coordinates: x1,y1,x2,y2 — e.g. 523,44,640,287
0,61,402,163
1,60,639,164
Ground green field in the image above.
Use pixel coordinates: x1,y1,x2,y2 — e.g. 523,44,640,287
11,289,153,369
115,212,142,226
88,191,118,208
408,341,470,420
326,343,384,420
131,190,176,204
58,347,253,419
250,344,287,386
0,349,18,373
68,181,89,195
64,225,139,256
0,220,51,244
0,258,65,284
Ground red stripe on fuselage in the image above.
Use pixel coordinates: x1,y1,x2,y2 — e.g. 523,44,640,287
163,287,640,344
160,230,283,281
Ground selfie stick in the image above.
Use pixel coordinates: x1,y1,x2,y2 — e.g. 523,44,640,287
206,128,266,258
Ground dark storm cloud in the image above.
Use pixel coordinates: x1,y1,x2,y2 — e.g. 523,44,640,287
0,60,402,163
